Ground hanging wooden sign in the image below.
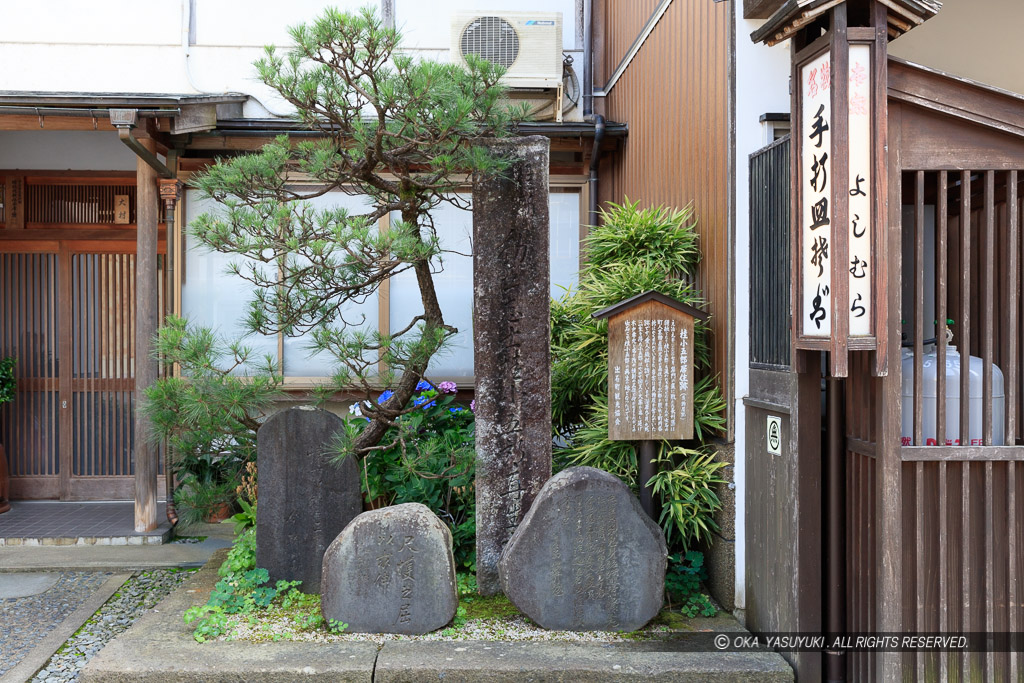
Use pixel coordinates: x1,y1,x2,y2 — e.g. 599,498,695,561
789,4,887,376
113,194,130,224
593,291,708,441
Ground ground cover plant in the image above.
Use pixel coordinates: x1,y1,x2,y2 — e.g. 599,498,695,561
141,316,282,526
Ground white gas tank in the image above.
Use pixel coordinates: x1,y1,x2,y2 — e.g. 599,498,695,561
901,347,1005,446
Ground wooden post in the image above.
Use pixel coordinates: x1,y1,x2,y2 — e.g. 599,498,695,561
134,140,159,532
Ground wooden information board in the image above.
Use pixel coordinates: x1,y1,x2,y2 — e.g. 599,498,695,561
593,291,708,441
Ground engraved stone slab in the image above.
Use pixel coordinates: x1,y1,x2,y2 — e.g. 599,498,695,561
473,135,553,596
256,406,361,593
321,503,458,635
499,466,667,631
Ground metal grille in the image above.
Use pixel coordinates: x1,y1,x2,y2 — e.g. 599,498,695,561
460,16,520,68
749,135,791,369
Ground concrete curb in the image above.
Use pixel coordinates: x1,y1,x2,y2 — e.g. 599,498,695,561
1,572,132,683
83,549,793,682
0,537,232,573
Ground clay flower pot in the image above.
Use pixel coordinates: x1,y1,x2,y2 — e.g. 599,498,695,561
203,502,234,523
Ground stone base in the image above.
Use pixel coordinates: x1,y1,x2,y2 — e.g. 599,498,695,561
704,441,736,612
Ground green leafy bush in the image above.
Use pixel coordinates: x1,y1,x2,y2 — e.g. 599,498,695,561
340,380,476,569
141,315,282,526
0,357,15,406
550,199,727,550
183,528,341,642
665,551,717,618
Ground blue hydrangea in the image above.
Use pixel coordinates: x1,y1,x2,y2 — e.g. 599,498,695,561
413,395,436,410
415,380,432,392
377,389,394,404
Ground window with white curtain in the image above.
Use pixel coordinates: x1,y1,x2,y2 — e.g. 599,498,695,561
181,186,582,384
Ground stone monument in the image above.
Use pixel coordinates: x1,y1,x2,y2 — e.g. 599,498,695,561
472,135,552,595
256,406,361,593
499,466,667,631
321,503,458,635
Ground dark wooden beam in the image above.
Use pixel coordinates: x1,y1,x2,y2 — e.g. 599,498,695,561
134,138,160,532
745,0,786,20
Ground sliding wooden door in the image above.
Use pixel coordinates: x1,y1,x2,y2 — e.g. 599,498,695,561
0,245,147,500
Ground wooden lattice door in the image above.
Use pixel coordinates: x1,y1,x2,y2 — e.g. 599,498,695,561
0,247,141,500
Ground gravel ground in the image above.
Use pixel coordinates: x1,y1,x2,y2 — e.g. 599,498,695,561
227,612,680,645
0,572,113,678
30,569,195,683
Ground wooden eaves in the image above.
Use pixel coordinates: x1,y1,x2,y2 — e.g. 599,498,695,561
750,0,942,46
592,289,710,321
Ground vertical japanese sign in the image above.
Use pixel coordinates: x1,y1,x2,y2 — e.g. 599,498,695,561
800,51,832,337
848,45,872,335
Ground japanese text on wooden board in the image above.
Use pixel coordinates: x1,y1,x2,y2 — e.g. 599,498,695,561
608,308,694,441
801,50,832,337
848,44,872,335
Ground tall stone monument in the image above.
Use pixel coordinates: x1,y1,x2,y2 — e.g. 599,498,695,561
256,406,361,593
472,135,552,595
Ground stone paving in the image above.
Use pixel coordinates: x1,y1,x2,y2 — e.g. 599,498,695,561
0,571,112,678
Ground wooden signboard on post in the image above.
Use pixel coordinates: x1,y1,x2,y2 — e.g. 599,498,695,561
593,290,708,441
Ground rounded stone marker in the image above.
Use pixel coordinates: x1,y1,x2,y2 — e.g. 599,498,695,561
321,503,458,635
256,406,361,594
499,466,667,631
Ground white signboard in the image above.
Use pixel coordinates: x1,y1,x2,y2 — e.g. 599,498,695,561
800,51,832,337
767,415,782,455
848,44,872,335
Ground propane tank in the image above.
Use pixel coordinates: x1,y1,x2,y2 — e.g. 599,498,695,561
901,341,1005,446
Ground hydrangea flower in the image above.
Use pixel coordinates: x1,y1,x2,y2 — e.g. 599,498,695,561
449,407,464,414
348,402,363,417
415,380,432,392
413,395,436,409
470,399,475,412
438,381,457,394
377,389,394,404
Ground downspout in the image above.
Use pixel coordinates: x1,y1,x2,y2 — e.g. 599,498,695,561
582,0,594,118
588,114,605,227
582,0,604,226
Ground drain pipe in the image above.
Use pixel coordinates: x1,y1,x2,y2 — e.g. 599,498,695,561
583,0,594,118
583,0,604,225
588,114,605,226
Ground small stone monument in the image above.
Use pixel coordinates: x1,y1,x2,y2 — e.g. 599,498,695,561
256,406,361,593
321,503,458,635
499,466,667,632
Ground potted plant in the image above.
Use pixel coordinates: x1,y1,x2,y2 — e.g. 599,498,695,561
0,356,16,514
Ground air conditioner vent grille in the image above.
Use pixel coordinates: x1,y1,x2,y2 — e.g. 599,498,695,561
460,16,520,68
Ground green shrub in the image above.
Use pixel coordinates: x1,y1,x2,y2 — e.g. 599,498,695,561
665,551,717,618
0,357,15,406
550,199,727,550
339,380,476,570
141,315,282,526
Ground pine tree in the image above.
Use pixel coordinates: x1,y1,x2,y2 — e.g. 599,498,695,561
190,7,523,456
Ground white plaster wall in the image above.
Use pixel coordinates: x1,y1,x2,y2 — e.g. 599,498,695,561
889,0,1024,98
732,7,793,612
0,1,580,118
0,131,137,171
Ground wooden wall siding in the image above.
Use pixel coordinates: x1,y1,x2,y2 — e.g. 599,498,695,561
0,252,60,480
71,253,136,477
595,0,733,432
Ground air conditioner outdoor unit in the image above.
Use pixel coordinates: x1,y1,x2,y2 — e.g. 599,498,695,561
450,11,563,89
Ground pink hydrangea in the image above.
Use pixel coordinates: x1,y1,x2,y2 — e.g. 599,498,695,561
438,381,458,394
